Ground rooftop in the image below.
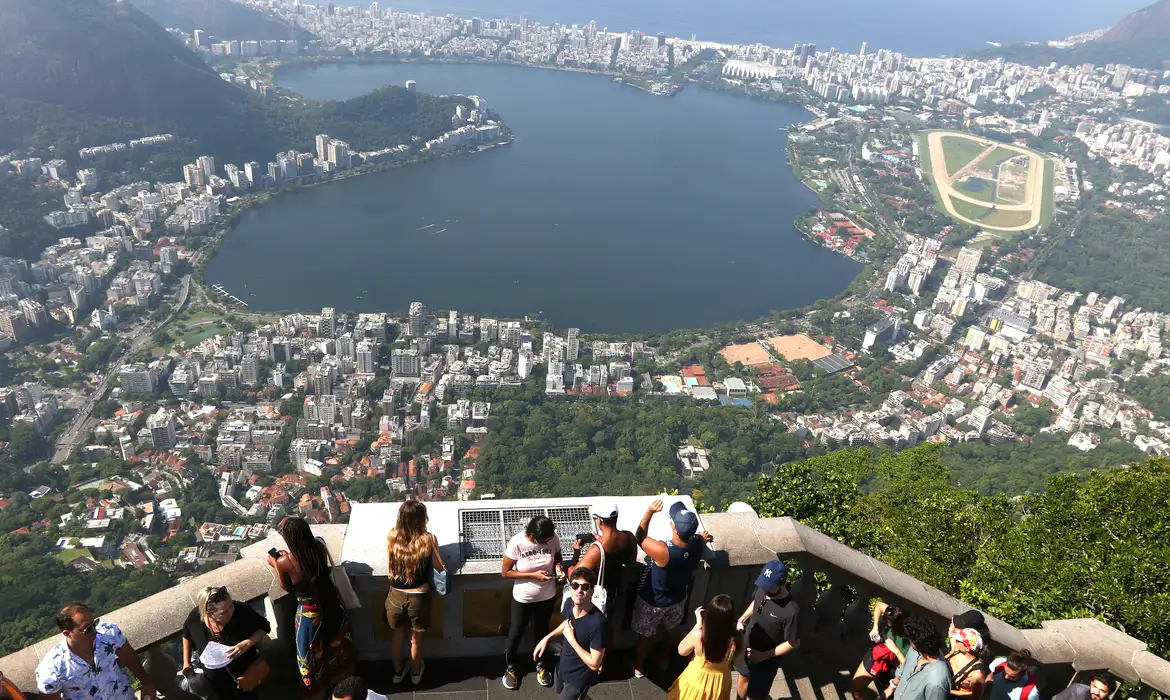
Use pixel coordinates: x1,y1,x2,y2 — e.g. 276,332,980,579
2,498,1168,700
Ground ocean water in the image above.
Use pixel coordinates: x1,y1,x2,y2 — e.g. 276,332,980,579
335,0,1149,56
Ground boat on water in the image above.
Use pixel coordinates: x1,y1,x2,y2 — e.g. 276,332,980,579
417,223,435,231
432,228,447,234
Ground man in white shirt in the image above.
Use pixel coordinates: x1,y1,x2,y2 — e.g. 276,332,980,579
35,603,157,700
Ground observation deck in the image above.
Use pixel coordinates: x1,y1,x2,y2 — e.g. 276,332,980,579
2,495,1168,700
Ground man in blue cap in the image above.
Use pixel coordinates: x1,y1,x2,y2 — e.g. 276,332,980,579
632,498,712,679
736,560,801,700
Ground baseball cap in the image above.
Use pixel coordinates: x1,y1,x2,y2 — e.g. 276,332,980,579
953,609,990,640
668,501,699,539
755,560,789,589
589,502,619,520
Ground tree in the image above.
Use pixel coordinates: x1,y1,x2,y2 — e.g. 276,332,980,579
751,446,1170,657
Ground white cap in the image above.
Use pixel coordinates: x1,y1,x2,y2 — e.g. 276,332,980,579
589,502,619,520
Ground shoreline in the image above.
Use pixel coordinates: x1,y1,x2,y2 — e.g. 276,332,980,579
200,58,863,331
268,54,686,98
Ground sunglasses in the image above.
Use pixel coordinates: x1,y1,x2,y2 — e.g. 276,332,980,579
78,618,100,635
205,587,230,611
569,582,592,591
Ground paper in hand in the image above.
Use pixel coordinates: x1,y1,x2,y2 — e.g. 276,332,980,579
199,641,234,670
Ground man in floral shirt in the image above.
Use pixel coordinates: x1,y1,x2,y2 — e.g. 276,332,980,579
35,603,157,700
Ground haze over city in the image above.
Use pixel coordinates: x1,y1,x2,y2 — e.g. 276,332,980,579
0,0,1168,698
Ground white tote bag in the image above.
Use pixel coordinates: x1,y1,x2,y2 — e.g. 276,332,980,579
562,542,607,613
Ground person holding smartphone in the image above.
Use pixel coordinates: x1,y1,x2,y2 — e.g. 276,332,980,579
501,516,564,690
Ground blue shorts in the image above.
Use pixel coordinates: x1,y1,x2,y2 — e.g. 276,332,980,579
737,658,781,700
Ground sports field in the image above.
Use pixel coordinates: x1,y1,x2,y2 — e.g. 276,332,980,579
919,130,1054,232
718,342,772,366
766,334,832,361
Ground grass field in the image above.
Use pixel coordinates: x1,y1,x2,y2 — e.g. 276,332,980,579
916,133,946,208
55,548,94,564
1038,158,1055,229
180,320,230,346
980,208,1034,228
973,146,1018,171
940,135,986,177
956,176,995,200
950,196,994,221
949,196,1035,229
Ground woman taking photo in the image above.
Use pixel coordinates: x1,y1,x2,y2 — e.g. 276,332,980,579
668,594,742,700
181,586,271,700
501,515,563,690
385,501,444,686
268,517,356,699
851,601,909,700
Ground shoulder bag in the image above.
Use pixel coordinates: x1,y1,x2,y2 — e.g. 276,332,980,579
331,566,363,610
431,536,448,595
562,542,607,613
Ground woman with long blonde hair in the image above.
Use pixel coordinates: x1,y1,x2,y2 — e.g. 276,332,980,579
385,500,444,685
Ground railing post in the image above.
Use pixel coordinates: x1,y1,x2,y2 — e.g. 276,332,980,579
141,646,197,700
843,587,876,640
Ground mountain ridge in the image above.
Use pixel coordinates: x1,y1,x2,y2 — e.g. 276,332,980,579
1099,0,1170,42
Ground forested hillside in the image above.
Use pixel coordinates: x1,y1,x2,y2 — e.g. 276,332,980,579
130,0,312,40
0,0,472,179
753,446,1170,658
473,386,1148,506
1034,208,1170,312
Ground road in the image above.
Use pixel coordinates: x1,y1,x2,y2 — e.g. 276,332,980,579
51,275,192,463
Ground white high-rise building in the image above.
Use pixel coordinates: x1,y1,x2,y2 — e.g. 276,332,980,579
315,134,331,162
147,409,177,450
954,247,982,286
566,328,580,361
356,341,375,374
392,348,421,376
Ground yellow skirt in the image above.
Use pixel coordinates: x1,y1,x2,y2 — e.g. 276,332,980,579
668,653,733,700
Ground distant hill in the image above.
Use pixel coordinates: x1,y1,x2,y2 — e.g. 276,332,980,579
0,0,254,136
973,0,1170,69
1099,0,1170,42
0,0,469,171
130,0,313,41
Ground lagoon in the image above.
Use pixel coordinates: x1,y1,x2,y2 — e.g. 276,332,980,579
205,63,860,332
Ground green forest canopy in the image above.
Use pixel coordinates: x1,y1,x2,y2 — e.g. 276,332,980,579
752,445,1170,658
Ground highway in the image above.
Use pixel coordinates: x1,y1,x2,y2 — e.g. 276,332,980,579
50,275,192,464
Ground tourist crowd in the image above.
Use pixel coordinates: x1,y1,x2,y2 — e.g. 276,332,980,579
6,504,1121,700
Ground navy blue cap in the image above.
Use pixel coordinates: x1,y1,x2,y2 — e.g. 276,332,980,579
668,501,699,539
755,560,788,588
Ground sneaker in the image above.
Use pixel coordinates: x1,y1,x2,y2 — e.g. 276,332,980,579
536,664,553,688
502,667,519,690
411,660,426,685
393,666,408,684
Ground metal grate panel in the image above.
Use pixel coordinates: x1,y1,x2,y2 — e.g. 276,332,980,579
460,505,592,560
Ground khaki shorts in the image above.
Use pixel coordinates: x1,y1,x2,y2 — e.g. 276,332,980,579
386,588,432,632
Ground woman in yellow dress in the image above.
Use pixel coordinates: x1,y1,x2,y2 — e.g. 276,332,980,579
669,595,743,700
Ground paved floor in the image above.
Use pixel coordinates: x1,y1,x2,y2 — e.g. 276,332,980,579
355,654,685,700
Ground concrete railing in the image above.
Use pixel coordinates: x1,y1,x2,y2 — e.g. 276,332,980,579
1,505,1167,698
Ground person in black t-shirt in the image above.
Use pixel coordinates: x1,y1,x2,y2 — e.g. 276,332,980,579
735,561,801,700
181,586,272,700
534,568,612,700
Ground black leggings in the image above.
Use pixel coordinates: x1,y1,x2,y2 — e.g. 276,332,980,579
505,596,556,669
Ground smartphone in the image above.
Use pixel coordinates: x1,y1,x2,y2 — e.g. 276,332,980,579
268,548,281,559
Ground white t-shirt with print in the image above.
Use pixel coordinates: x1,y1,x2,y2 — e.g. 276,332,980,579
505,531,561,603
